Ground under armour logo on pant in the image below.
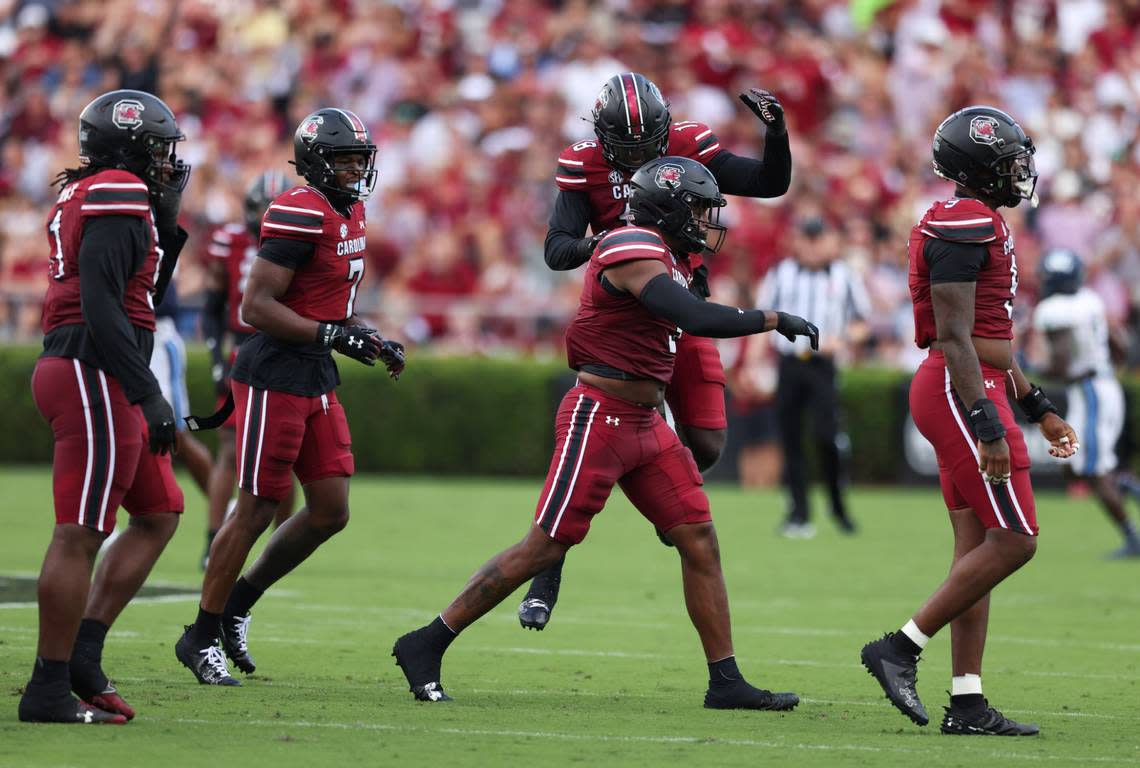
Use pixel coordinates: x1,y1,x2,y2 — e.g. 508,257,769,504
605,416,620,426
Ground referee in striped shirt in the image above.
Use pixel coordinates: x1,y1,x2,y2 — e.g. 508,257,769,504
757,216,870,538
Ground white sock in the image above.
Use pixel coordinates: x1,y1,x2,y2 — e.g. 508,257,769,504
900,619,931,650
951,673,982,697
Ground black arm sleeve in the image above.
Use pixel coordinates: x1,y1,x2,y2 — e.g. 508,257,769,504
78,216,161,403
258,237,316,269
638,273,768,338
704,132,792,198
153,225,189,306
544,189,596,271
925,239,989,284
202,288,227,374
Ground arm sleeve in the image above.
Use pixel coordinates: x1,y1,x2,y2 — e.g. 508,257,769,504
638,273,768,338
153,226,189,306
704,133,792,198
925,239,988,284
78,215,162,403
544,189,596,271
258,237,316,270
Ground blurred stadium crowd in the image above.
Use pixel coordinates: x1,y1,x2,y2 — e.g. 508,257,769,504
2,0,1139,373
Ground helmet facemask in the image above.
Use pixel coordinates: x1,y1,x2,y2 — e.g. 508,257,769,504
308,146,377,201
598,123,670,173
1001,149,1038,208
140,132,190,197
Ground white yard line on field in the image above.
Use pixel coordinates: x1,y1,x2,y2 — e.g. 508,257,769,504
156,717,1140,763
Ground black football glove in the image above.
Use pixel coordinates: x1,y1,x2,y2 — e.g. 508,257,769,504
378,339,406,380
317,322,382,366
775,311,819,350
689,264,711,300
153,187,182,238
739,88,786,136
139,392,176,455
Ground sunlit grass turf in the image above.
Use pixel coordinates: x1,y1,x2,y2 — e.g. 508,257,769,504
1,466,1138,767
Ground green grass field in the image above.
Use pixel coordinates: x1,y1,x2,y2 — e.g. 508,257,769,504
1,466,1138,767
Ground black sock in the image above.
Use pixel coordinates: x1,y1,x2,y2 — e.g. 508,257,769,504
708,655,742,685
422,616,458,653
190,606,222,646
951,693,985,710
223,576,264,618
889,631,923,657
28,657,69,693
75,618,109,651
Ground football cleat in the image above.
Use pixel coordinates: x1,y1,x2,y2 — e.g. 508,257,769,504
517,597,552,631
18,691,127,724
392,630,451,702
175,626,241,686
221,612,256,674
861,633,928,726
70,639,136,720
1107,539,1140,559
518,562,563,630
704,679,800,711
940,700,1039,736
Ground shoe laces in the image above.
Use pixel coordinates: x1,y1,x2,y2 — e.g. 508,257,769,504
520,598,550,612
198,645,231,682
230,614,251,653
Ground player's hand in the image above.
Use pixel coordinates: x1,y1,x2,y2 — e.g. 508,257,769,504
739,88,786,135
377,337,406,380
587,229,608,253
318,322,381,366
139,392,176,455
775,311,819,350
1038,412,1080,459
153,187,182,237
977,437,1011,485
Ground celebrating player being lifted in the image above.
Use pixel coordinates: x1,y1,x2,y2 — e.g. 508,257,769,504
176,109,405,686
860,106,1079,735
20,89,190,724
520,72,793,631
394,156,817,709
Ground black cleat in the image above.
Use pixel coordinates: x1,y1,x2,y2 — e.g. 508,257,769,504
70,641,136,720
221,612,256,674
861,632,928,726
704,678,800,711
940,700,1039,736
18,688,127,724
175,626,241,686
392,629,451,702
518,560,563,631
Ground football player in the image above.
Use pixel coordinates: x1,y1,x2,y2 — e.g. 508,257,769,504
393,156,817,710
20,89,189,724
1033,248,1140,558
175,109,404,685
199,170,296,569
520,73,792,630
860,106,1079,735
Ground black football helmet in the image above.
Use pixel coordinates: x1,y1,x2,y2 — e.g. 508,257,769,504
1039,248,1085,298
629,156,727,254
78,89,189,197
932,105,1037,208
244,169,292,235
592,73,672,172
293,108,377,201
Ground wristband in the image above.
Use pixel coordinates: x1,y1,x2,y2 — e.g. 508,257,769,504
316,322,338,348
968,398,1007,443
1017,384,1058,423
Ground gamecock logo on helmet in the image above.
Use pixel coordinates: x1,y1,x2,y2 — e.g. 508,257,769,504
300,115,324,142
593,85,609,116
112,99,145,130
969,116,1001,146
654,163,685,190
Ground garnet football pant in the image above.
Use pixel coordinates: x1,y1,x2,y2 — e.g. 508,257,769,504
665,333,727,430
232,381,354,501
33,356,184,534
534,383,711,545
909,351,1038,535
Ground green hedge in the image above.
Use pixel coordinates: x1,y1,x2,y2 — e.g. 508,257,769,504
1,345,1136,480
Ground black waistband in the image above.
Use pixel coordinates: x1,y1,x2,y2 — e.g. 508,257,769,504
577,363,642,381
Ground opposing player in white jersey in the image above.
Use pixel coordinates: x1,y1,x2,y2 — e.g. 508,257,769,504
1034,249,1140,558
